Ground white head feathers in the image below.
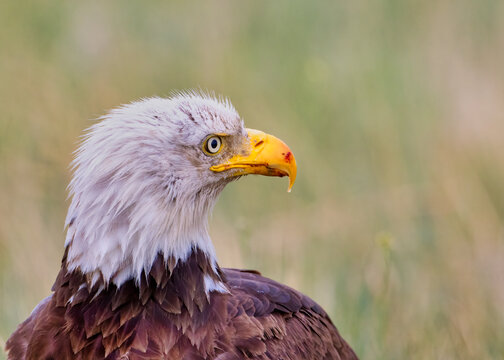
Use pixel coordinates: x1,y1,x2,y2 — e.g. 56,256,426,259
65,93,246,287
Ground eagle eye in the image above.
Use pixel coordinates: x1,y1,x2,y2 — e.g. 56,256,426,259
203,135,223,155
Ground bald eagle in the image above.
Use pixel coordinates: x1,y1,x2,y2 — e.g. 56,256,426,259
6,93,358,360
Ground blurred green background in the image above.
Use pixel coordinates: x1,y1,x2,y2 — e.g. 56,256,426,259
1,1,504,359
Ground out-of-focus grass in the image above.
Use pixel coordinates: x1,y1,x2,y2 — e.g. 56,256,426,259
1,1,503,359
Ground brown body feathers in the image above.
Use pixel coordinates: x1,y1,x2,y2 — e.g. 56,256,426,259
7,249,357,359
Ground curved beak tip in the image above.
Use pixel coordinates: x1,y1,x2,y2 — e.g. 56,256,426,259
285,152,297,193
287,177,295,193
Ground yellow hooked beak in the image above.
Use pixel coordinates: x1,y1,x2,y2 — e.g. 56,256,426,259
210,129,297,192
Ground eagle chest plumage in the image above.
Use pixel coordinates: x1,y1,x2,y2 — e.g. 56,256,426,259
6,94,358,359
7,249,356,359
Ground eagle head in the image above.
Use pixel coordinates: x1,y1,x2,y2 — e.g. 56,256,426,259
64,92,296,289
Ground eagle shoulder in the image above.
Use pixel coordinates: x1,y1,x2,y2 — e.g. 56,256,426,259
222,268,358,360
5,295,63,360
5,266,357,360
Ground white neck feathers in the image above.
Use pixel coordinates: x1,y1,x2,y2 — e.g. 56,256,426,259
65,188,222,287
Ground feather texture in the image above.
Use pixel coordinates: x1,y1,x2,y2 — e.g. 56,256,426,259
7,250,357,359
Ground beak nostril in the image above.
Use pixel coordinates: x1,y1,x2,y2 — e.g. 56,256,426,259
255,140,264,147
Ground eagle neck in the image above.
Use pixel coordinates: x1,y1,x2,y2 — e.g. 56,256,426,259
64,181,228,288
54,248,228,312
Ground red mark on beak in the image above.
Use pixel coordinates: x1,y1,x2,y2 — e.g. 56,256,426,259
284,151,292,163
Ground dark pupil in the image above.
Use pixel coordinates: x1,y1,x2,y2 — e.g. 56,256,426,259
210,139,218,150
